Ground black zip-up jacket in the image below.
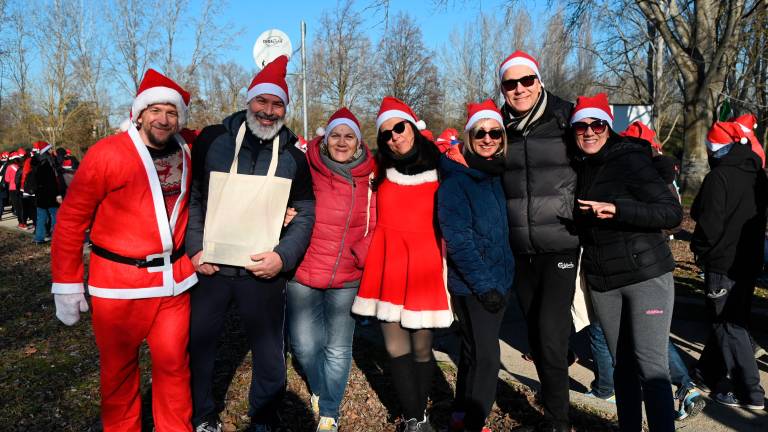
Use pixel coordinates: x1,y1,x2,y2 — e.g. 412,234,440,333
501,91,580,255
187,111,315,275
691,144,767,280
574,136,683,292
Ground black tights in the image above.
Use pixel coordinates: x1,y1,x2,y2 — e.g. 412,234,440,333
382,322,435,420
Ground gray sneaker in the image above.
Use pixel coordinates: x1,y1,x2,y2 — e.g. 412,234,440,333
195,420,222,432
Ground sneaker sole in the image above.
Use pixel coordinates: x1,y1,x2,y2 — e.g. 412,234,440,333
684,397,706,420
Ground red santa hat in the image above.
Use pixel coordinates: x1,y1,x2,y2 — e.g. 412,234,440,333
1,151,8,161
33,141,52,154
571,93,614,128
420,129,435,142
706,121,749,152
65,148,72,156
131,69,190,127
8,151,19,161
247,55,289,105
62,159,74,170
435,128,461,153
317,107,362,142
621,121,661,152
729,113,765,167
465,99,504,132
375,96,426,131
498,50,542,84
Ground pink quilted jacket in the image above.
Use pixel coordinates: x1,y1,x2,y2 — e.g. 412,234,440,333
293,136,377,289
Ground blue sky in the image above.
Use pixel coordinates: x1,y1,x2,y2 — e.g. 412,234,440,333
193,0,547,73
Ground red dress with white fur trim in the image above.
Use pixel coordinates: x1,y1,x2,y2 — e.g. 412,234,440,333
351,167,452,329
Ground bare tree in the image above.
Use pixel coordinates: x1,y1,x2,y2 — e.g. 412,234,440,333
107,0,159,94
194,60,249,127
3,6,34,144
32,0,81,146
375,13,442,127
635,0,756,194
308,0,374,116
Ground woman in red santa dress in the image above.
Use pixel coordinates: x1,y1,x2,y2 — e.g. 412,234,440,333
352,96,451,432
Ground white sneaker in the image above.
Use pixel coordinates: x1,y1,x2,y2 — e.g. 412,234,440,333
316,416,338,431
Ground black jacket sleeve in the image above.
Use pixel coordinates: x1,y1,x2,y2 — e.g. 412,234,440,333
689,172,728,263
186,124,224,257
273,146,315,271
613,152,683,230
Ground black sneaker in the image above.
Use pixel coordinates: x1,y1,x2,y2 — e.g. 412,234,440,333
714,392,765,410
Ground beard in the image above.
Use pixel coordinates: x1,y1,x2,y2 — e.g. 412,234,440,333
246,109,285,140
139,121,175,148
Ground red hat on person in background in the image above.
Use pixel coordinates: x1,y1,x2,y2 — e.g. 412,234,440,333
420,129,435,142
316,107,362,142
62,159,74,170
706,121,749,152
247,55,289,105
465,99,504,132
621,121,662,152
65,148,72,156
729,113,765,167
1,151,8,162
435,128,461,153
570,93,614,128
375,96,426,131
15,148,26,157
130,69,190,127
498,50,543,84
33,141,52,154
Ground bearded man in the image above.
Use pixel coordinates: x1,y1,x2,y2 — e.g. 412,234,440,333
186,55,315,432
51,69,197,432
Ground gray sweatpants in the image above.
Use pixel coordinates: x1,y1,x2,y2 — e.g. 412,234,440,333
590,272,675,432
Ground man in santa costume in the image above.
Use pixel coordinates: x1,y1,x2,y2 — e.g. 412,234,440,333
186,55,314,432
51,69,197,432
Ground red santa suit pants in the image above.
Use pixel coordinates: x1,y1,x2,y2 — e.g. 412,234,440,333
92,293,192,432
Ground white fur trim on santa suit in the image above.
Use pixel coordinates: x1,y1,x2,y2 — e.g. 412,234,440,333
570,107,614,128
88,273,198,299
375,109,417,130
131,86,188,126
385,168,438,186
52,282,85,294
350,297,453,329
465,110,504,132
325,118,362,141
499,57,541,82
247,83,289,105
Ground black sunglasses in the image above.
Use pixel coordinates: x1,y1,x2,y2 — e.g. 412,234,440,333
501,75,538,91
474,129,503,140
379,120,407,142
572,119,609,135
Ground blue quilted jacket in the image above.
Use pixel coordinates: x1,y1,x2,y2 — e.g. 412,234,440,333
437,154,515,296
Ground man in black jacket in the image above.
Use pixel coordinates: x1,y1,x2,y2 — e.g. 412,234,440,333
691,121,766,410
186,56,315,432
498,51,578,432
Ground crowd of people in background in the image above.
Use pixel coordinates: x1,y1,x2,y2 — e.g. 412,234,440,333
0,46,761,432
0,145,79,241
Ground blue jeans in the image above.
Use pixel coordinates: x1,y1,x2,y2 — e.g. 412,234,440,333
286,280,357,420
588,321,615,398
34,207,57,242
589,320,694,395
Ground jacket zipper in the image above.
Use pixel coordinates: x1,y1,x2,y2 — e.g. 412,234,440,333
523,132,536,252
328,179,356,288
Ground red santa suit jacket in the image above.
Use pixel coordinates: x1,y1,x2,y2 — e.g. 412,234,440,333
51,125,197,299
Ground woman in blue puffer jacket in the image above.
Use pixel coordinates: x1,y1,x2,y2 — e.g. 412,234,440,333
437,99,515,432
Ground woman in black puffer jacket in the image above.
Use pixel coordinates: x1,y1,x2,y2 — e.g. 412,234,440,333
571,93,682,432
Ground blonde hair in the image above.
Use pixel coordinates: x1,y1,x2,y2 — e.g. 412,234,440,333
464,118,508,157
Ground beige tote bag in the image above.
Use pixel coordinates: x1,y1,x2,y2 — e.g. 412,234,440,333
201,123,292,267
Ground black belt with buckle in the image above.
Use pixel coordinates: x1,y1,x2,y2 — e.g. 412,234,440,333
90,243,185,268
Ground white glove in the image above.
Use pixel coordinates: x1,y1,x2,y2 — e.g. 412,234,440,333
54,293,89,326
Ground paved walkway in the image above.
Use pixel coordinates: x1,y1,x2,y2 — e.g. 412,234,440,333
3,208,766,431
429,284,768,431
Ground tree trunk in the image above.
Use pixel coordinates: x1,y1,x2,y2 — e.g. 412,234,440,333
679,93,713,197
